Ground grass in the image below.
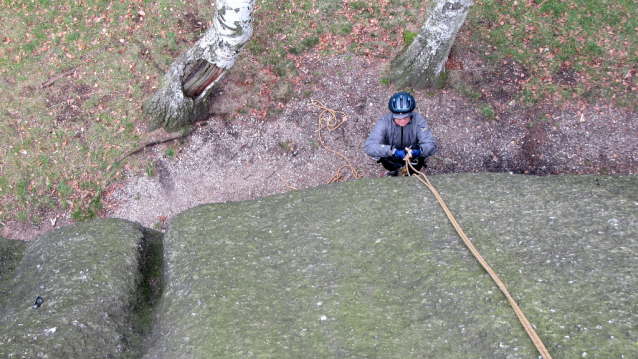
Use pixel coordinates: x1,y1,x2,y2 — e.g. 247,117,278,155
165,147,177,158
478,103,495,119
403,30,418,46
0,0,215,224
0,0,635,227
279,139,296,155
248,0,425,76
468,0,637,106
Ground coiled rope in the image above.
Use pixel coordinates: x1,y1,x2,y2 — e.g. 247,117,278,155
277,101,363,190
311,100,363,184
406,160,553,359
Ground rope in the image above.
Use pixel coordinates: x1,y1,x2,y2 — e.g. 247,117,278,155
277,173,298,191
278,101,363,189
406,160,553,359
311,100,363,184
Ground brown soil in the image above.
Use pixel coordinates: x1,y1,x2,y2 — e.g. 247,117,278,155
4,51,637,240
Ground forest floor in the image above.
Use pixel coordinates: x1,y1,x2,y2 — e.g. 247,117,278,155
2,1,637,241
103,51,637,232
3,49,637,240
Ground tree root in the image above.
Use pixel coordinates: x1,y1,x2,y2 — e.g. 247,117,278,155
109,121,208,170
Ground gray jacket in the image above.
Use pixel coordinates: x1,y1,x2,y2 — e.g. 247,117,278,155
364,112,437,158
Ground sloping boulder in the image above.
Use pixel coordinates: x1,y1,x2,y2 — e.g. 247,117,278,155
145,173,638,358
0,219,162,358
1,174,636,358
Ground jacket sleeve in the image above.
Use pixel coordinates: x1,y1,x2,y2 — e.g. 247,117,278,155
364,116,394,158
413,114,437,158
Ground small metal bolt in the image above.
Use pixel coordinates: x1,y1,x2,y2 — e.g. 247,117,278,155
33,296,44,308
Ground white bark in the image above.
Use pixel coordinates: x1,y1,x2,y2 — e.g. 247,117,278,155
144,0,255,132
389,0,473,89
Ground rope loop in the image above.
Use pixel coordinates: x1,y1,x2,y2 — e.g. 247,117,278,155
276,101,363,188
311,100,348,132
311,100,363,184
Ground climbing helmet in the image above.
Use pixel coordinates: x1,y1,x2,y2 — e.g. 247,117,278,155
388,92,416,114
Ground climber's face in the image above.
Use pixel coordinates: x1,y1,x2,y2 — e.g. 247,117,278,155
394,116,411,127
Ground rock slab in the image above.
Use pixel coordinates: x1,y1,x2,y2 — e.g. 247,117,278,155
147,173,638,358
0,219,162,358
1,173,637,358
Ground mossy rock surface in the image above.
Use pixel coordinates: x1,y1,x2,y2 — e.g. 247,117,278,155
0,174,636,358
0,236,28,308
0,219,161,359
146,173,638,359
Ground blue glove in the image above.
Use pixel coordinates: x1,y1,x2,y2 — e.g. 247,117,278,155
410,149,421,157
393,149,405,160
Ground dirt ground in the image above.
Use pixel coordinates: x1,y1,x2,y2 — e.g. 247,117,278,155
4,51,637,240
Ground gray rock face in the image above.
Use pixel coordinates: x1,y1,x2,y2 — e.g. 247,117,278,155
0,219,162,358
0,236,28,307
1,174,637,358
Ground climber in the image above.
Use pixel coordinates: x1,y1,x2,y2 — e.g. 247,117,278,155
364,92,437,176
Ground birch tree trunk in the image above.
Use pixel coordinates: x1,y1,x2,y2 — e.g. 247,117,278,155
388,0,473,89
143,0,255,132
